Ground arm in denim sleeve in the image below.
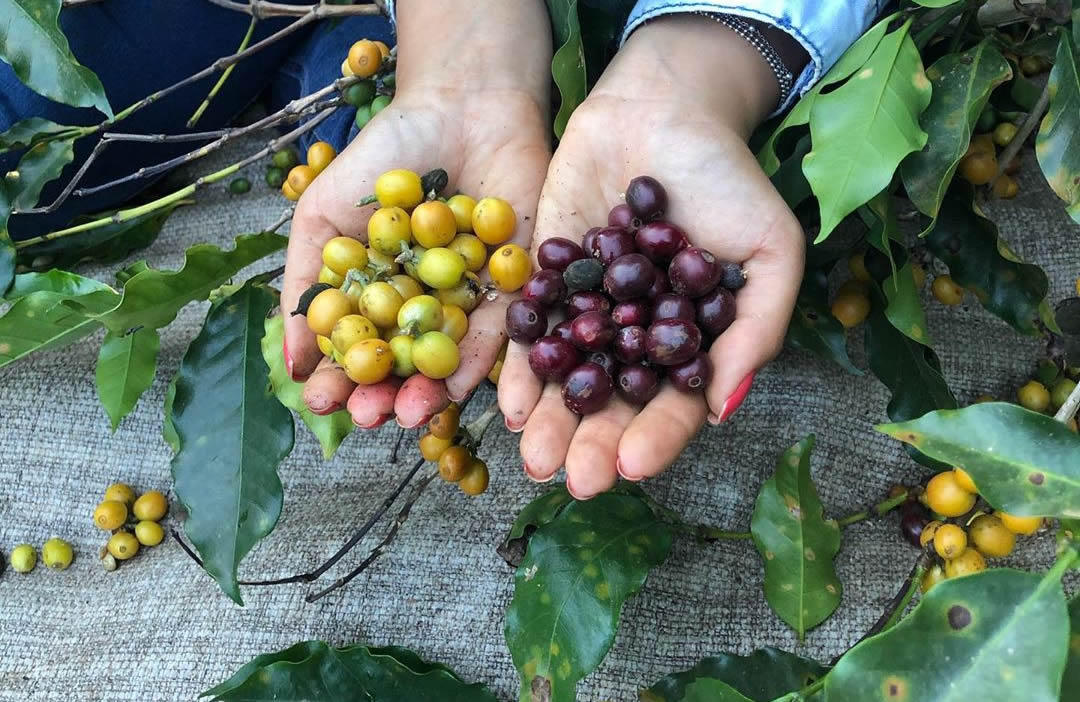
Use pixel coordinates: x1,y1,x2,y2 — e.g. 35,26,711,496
622,0,883,111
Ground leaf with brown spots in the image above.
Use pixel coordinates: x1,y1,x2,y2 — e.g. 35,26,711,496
827,568,1070,702
877,402,1080,518
750,436,843,639
1035,34,1080,225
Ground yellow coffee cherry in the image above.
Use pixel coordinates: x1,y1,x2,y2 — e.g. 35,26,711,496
410,200,458,249
459,458,490,496
374,169,423,210
331,314,379,355
42,538,74,570
952,468,977,494
343,338,393,385
387,273,424,301
996,511,1041,535
920,564,945,593
931,275,965,305
367,206,413,257
411,331,459,379
358,282,404,329
924,472,976,517
419,431,453,462
993,174,1019,199
133,490,168,521
388,335,416,377
366,247,400,276
448,234,487,272
340,58,354,77
135,520,165,547
945,548,986,578
417,247,467,290
373,40,391,59
1016,380,1050,412
848,251,871,282
94,500,128,530
488,244,532,292
306,141,336,175
318,265,345,288
968,514,1015,557
10,544,36,573
321,236,368,276
104,483,135,505
919,520,943,548
471,197,516,245
831,293,870,329
287,165,316,197
282,180,300,202
107,532,140,561
435,273,482,313
347,39,383,79
440,304,469,343
488,339,508,384
933,523,967,560
992,122,1018,147
446,194,477,233
306,288,354,337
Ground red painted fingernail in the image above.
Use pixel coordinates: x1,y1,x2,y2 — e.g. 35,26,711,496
355,414,391,429
715,372,755,424
396,414,432,430
616,458,642,482
506,417,524,433
283,339,295,379
309,402,341,416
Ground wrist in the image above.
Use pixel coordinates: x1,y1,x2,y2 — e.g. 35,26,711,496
394,0,552,104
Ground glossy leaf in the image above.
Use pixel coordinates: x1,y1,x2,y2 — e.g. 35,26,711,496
826,567,1070,702
260,313,352,460
89,232,287,333
901,41,1011,226
5,268,110,301
862,194,931,345
18,202,185,270
162,373,179,454
95,327,159,430
0,278,118,369
0,0,112,116
677,679,754,702
785,267,861,375
171,282,293,604
202,641,497,701
927,186,1048,335
0,117,74,152
1036,34,1080,224
803,21,932,242
548,0,585,139
1064,596,1080,700
642,648,827,702
9,137,74,210
878,402,1080,518
498,485,575,567
0,229,13,295
758,17,891,175
505,492,672,702
886,262,931,345
769,134,812,209
750,436,842,638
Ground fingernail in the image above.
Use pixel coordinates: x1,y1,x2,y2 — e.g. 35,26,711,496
505,417,524,433
448,388,468,403
355,414,391,429
283,339,294,379
715,372,755,424
616,458,642,482
565,478,591,501
309,402,341,416
523,462,553,483
396,414,432,430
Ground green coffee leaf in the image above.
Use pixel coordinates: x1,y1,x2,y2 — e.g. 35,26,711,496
89,232,287,333
758,17,891,174
505,492,672,701
171,281,293,604
0,117,74,152
498,486,575,567
926,186,1049,335
1064,596,1080,700
0,275,118,369
202,641,497,701
769,134,812,210
901,41,1012,227
677,679,754,702
163,373,179,454
5,268,110,301
878,402,1080,518
18,202,186,270
862,194,930,345
260,313,352,460
548,0,585,139
642,648,828,702
1036,34,1080,224
910,0,963,5
750,436,842,639
803,20,932,242
0,0,112,116
785,267,861,375
9,138,74,211
826,567,1071,702
95,327,159,430
0,230,13,296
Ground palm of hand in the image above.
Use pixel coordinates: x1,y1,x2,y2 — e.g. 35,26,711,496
499,95,805,498
283,88,550,429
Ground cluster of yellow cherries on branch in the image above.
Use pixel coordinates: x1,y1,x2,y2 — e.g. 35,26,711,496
418,402,490,496
92,483,169,570
295,167,530,386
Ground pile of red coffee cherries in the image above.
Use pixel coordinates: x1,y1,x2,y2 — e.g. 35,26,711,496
505,176,744,415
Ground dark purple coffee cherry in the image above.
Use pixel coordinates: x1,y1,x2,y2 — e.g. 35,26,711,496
570,310,617,351
900,504,931,548
668,352,712,392
563,257,604,291
522,269,567,307
718,261,746,290
617,364,660,405
613,325,647,364
696,287,736,336
581,227,601,257
626,175,667,220
645,318,701,366
528,336,581,382
589,226,636,266
668,247,720,298
566,291,612,319
589,350,618,376
652,293,696,322
562,362,614,415
551,321,574,343
635,221,688,263
608,204,635,229
537,237,586,272
603,253,654,301
647,268,670,298
505,299,547,344
611,300,651,327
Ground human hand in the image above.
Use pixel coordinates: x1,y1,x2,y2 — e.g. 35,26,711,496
498,15,806,498
282,0,551,429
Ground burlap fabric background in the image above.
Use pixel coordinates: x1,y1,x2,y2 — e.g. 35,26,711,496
0,137,1076,701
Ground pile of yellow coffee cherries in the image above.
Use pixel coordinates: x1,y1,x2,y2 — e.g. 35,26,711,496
5,537,74,574
92,483,169,570
417,403,490,496
917,467,1043,592
298,167,530,387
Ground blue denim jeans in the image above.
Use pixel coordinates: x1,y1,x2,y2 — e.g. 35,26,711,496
1,1,393,240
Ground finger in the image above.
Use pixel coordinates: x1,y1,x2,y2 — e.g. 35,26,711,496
302,357,357,415
519,383,579,482
445,296,510,402
282,205,339,381
497,338,542,432
393,373,450,429
616,386,707,480
347,376,402,429
705,234,802,423
564,398,636,499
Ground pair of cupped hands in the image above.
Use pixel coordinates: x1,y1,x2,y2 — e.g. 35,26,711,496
281,5,805,499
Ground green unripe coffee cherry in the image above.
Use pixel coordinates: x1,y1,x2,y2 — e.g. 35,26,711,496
371,95,391,116
381,72,396,90
265,166,285,189
229,177,251,195
1051,378,1077,410
354,105,373,130
975,105,998,133
42,538,74,570
271,147,299,170
10,544,36,573
343,80,376,107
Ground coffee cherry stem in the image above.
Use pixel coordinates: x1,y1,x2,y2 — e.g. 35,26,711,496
457,400,501,454
835,489,911,528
